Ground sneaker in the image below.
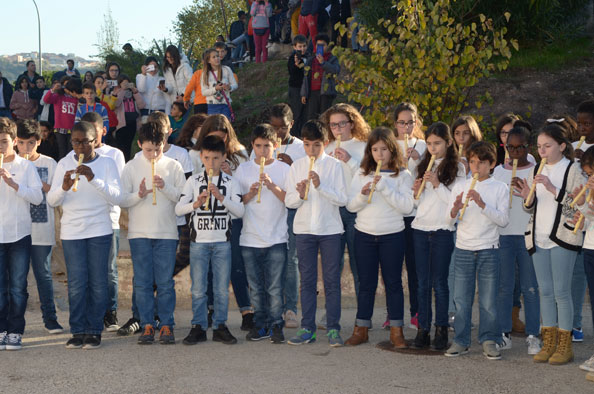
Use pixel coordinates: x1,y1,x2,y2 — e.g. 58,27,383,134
45,320,64,334
482,340,501,360
288,328,316,345
270,324,285,344
5,333,22,350
448,313,455,331
159,325,175,344
65,334,85,349
183,325,207,345
117,317,141,336
317,313,327,330
526,335,542,355
241,312,255,332
327,329,344,347
207,308,214,328
579,354,594,372
103,310,119,332
0,331,7,350
496,333,512,350
409,313,419,329
572,328,584,342
284,310,299,329
82,335,101,350
445,342,469,357
246,327,271,341
138,325,155,345
213,324,237,344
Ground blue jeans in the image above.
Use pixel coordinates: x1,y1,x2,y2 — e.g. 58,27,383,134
296,234,342,332
190,242,232,328
403,216,418,316
0,236,31,334
0,108,12,119
448,231,457,314
497,235,540,336
62,234,112,335
582,248,594,329
207,104,231,120
452,248,500,347
355,230,405,327
338,207,358,296
129,238,177,327
230,218,251,312
30,245,58,324
571,251,587,329
107,229,120,312
242,243,287,328
283,208,299,313
231,33,249,59
532,246,577,331
413,229,454,329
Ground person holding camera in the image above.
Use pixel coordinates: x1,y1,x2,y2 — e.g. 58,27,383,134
112,75,145,161
200,49,238,120
136,57,169,118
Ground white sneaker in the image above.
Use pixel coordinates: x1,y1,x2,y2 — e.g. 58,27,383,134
284,310,299,329
0,331,7,350
579,354,594,372
526,335,541,355
5,333,22,350
496,333,512,350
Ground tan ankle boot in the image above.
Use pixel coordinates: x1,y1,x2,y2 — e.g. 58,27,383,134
511,306,525,333
586,372,594,382
549,329,574,365
534,327,558,363
390,326,408,349
345,325,368,346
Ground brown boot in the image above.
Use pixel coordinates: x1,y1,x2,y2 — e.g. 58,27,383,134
390,326,408,349
549,329,574,365
533,327,558,363
511,306,525,334
345,325,368,346
587,372,594,382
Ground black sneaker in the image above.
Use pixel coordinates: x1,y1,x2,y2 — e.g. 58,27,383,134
82,335,101,349
270,324,285,344
213,324,237,344
117,317,141,336
66,334,85,349
138,325,155,345
241,313,254,332
45,319,64,334
246,326,271,341
207,309,214,328
104,310,119,332
183,325,207,345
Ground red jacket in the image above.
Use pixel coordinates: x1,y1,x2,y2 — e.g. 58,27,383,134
43,91,78,130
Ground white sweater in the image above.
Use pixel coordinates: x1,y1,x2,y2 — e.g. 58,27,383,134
200,66,238,105
448,176,509,250
397,137,426,217
96,145,125,230
412,160,466,232
493,163,534,236
30,155,57,246
163,55,193,103
325,138,366,187
285,153,347,235
0,155,43,243
347,169,414,235
120,154,186,240
48,154,122,240
136,73,169,112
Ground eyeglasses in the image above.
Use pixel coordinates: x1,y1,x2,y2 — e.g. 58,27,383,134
329,120,351,129
71,139,96,147
272,125,290,132
500,131,510,136
506,144,528,152
396,120,415,128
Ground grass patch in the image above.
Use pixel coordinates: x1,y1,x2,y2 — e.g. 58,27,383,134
507,37,594,71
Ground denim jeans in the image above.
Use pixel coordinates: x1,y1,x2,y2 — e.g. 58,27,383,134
582,249,594,329
403,216,418,316
296,234,341,332
532,246,577,331
230,218,252,312
190,242,232,328
106,229,120,312
242,243,287,328
207,104,231,120
413,229,454,329
283,208,299,314
0,236,31,334
452,248,500,347
355,230,405,327
231,33,249,60
129,238,177,327
62,234,112,335
497,235,540,336
30,245,58,324
338,207,358,296
571,251,587,329
0,108,12,118
448,231,457,314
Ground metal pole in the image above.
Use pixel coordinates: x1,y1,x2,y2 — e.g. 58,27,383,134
219,0,229,38
32,0,42,75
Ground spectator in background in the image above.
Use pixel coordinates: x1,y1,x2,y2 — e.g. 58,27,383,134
350,0,368,52
65,60,80,78
288,0,301,39
136,57,169,116
299,0,319,42
112,74,145,160
168,101,187,143
183,62,209,115
163,45,193,108
0,71,14,118
251,0,273,63
105,62,121,94
30,76,48,120
38,120,60,161
229,11,249,62
83,71,94,84
330,0,351,48
287,35,308,137
10,75,38,120
20,60,40,88
214,42,235,70
200,48,238,119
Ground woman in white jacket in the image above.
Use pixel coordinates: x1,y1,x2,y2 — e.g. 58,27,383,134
136,56,169,115
163,45,193,107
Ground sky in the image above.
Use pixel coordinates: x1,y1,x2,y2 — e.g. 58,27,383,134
0,0,193,59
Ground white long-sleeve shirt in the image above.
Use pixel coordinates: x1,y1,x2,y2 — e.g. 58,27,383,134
397,137,426,217
412,160,466,232
285,152,347,235
0,155,43,243
448,176,509,250
30,155,57,246
48,154,121,240
120,154,186,240
95,145,125,230
325,138,366,187
136,73,169,112
493,163,535,236
200,66,238,105
347,169,414,235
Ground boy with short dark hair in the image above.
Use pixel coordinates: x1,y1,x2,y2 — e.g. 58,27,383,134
15,119,63,335
168,102,188,144
75,83,109,131
176,135,244,345
285,120,348,346
446,141,509,360
288,35,308,137
574,100,594,161
0,118,43,350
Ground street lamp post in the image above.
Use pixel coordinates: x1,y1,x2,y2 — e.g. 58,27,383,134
32,0,42,74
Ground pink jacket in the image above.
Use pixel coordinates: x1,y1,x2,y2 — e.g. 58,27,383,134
43,91,79,130
114,89,145,131
10,90,38,120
